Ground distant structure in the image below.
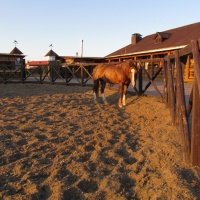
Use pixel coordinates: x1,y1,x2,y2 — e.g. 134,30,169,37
106,21,200,81
81,40,83,57
45,49,59,61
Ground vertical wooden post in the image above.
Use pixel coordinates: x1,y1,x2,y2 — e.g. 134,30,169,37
174,50,190,164
39,66,43,84
49,61,57,84
20,58,25,83
191,77,200,166
81,64,84,86
65,65,68,85
162,59,167,105
138,63,143,94
191,40,200,166
166,55,175,125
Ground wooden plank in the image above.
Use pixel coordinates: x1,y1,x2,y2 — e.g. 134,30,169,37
162,59,167,105
179,44,192,57
191,40,200,92
142,67,163,93
166,55,175,125
191,40,200,166
62,62,100,66
142,67,163,99
191,77,200,166
138,64,143,94
174,50,191,164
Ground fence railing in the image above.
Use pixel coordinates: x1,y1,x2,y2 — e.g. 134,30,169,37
0,62,97,85
163,39,200,166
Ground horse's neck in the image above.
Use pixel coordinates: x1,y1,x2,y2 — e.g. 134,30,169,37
122,63,130,76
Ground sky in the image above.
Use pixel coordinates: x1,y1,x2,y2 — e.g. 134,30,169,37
1,0,200,61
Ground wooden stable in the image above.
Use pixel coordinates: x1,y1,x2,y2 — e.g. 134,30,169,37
106,49,195,83
0,47,25,82
105,22,200,82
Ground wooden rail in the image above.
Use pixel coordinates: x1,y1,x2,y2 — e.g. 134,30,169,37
164,40,200,166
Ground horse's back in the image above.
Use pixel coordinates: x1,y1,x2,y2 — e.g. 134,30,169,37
93,62,128,84
92,64,107,80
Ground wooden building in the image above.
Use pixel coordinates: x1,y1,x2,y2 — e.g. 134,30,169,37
0,47,25,81
59,56,106,64
0,47,25,67
106,22,200,82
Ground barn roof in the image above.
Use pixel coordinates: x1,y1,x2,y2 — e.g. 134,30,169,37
106,22,200,58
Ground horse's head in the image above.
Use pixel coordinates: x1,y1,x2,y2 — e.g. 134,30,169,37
128,60,138,88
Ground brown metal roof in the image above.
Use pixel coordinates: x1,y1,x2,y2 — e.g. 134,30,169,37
106,22,200,58
45,49,59,57
10,47,23,55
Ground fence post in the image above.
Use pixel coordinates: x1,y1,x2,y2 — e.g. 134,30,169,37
174,50,191,164
138,63,143,94
162,59,167,105
166,55,175,125
81,64,84,86
191,40,200,166
20,61,25,83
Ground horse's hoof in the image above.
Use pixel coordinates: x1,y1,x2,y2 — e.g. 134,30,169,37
103,100,108,105
118,104,123,108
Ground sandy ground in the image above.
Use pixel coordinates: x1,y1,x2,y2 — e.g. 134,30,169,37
0,83,200,200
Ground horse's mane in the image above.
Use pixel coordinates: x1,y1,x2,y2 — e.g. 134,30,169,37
121,60,138,72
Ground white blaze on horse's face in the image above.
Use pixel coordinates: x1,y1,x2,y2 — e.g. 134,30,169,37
131,68,136,88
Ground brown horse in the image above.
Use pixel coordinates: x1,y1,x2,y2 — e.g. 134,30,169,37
92,60,138,107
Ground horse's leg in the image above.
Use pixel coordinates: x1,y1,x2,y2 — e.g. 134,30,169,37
122,84,129,106
118,83,124,108
93,80,99,104
100,80,107,104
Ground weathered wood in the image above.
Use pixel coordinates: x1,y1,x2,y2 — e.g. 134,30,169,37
138,64,143,94
135,58,163,63
174,50,191,164
191,40,200,92
179,44,192,57
142,67,163,93
166,55,175,125
142,67,163,99
191,77,200,166
191,40,200,166
162,59,167,105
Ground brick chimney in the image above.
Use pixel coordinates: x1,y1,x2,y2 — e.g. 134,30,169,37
131,33,142,45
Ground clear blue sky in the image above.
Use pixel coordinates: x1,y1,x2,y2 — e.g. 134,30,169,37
1,0,200,61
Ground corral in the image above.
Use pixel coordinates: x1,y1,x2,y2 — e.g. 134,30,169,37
0,84,200,199
0,39,200,199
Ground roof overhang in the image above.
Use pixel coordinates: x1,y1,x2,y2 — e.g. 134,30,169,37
0,53,26,57
106,45,187,58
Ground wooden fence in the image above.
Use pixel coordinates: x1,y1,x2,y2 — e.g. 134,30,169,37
0,40,200,166
163,39,200,166
0,62,97,85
